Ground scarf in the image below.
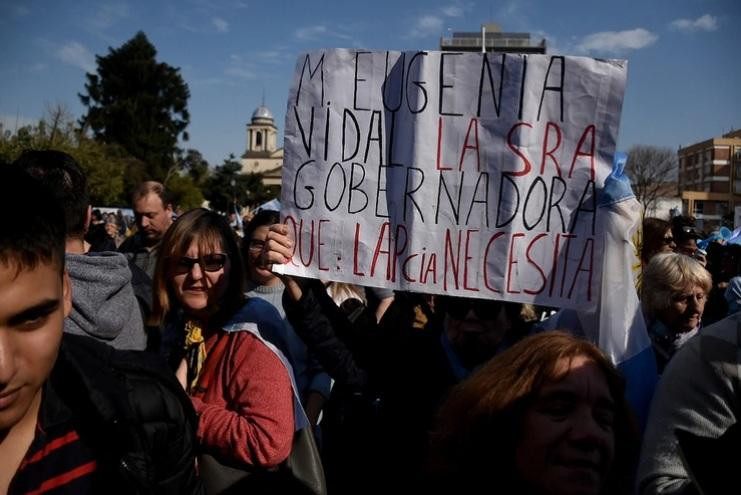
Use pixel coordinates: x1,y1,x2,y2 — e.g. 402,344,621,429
184,319,207,393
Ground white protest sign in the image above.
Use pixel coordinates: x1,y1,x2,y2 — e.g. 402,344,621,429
275,49,627,310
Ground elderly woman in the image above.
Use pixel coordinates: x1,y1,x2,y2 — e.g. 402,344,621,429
641,252,712,372
150,209,300,484
427,331,639,495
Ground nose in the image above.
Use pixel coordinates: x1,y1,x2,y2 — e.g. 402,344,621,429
687,294,703,313
189,261,204,280
140,216,150,229
568,408,612,452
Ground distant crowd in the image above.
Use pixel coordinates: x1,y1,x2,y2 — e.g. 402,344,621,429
0,149,738,495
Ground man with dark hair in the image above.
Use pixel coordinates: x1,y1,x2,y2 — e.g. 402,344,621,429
13,150,146,350
671,215,706,266
0,166,202,493
119,180,174,279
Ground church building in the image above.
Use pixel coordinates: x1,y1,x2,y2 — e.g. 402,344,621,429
240,104,283,187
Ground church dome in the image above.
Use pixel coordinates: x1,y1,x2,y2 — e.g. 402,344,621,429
251,105,274,121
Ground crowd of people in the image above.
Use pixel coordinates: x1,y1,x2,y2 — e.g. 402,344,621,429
0,149,738,495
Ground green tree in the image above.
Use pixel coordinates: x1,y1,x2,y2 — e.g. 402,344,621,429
203,155,272,213
165,149,210,212
0,106,129,205
79,31,190,186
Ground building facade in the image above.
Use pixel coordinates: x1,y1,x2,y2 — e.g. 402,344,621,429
678,129,741,229
440,22,546,53
240,105,283,187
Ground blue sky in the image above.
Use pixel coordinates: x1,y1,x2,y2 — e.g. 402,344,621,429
1,0,739,167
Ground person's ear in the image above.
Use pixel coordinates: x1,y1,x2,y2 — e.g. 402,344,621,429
62,270,72,318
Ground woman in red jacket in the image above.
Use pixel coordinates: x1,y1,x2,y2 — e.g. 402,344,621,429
150,208,297,472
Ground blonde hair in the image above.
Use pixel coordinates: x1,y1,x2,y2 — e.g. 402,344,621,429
641,252,712,316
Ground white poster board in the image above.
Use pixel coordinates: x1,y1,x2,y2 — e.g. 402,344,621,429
275,49,627,310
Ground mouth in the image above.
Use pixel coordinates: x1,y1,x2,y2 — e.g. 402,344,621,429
0,388,21,410
556,457,602,475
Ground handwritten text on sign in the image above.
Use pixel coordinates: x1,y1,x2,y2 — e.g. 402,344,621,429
275,50,627,310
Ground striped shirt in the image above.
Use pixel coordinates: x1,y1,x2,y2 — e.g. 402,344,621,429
9,384,99,494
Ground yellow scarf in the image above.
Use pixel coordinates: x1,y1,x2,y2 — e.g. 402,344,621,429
184,320,207,393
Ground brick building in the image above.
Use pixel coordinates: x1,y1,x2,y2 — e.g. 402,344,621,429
678,129,741,229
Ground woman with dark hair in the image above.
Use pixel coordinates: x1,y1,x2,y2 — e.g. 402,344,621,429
242,209,331,426
150,208,300,476
427,331,639,495
641,217,675,265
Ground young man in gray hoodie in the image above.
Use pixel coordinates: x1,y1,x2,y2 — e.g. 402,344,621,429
12,150,146,351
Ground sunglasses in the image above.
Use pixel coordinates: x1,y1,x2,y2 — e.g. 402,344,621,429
442,297,503,320
173,254,227,275
662,236,675,245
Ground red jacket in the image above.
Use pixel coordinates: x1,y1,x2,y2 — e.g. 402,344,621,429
191,330,295,467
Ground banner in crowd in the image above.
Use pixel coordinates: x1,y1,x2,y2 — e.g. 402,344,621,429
275,49,627,310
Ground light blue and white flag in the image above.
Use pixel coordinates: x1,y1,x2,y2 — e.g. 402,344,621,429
539,152,658,427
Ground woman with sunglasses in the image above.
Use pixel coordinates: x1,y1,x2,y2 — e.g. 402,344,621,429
641,217,676,265
150,209,299,480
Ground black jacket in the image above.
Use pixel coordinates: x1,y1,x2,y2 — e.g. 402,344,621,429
282,280,457,494
49,334,204,494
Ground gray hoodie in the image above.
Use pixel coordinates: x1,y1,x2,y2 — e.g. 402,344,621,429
65,252,147,350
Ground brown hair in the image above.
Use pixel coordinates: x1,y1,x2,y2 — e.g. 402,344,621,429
150,208,245,326
132,180,172,207
641,217,672,263
427,331,638,494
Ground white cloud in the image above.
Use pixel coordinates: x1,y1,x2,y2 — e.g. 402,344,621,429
90,2,129,30
225,67,256,79
225,54,257,79
576,28,658,54
212,16,229,32
670,14,718,32
56,41,96,72
295,24,327,41
409,15,443,38
442,5,463,17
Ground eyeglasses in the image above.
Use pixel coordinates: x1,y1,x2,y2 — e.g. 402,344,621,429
173,254,227,275
247,239,266,253
662,236,675,245
442,297,503,320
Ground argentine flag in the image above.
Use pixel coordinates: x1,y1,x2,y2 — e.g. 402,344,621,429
540,152,658,427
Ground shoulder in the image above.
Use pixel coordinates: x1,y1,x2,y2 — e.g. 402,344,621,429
118,233,145,253
669,314,741,378
58,334,194,422
227,299,286,333
225,330,282,364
